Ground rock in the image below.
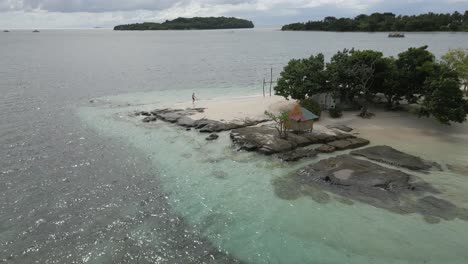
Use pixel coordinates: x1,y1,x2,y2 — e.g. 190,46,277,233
230,126,296,155
351,145,437,171
151,109,185,123
137,111,152,116
334,132,356,140
142,116,157,123
212,170,228,179
206,134,219,141
278,148,317,162
287,133,314,147
315,144,336,153
272,154,468,222
327,138,369,150
193,119,213,129
150,108,270,133
447,164,468,176
230,125,368,155
158,112,183,123
303,132,336,144
329,125,353,132
199,120,232,133
177,116,196,127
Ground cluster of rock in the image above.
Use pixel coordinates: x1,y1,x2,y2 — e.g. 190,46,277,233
230,125,369,158
350,145,440,171
137,108,270,134
135,107,466,223
273,148,467,223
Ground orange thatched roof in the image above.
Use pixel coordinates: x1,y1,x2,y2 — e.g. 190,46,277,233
289,104,319,122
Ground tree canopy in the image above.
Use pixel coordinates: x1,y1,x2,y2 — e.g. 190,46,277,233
282,11,468,32
274,47,468,125
442,48,468,94
114,17,254,30
274,54,328,100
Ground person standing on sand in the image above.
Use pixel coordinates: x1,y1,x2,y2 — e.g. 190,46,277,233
192,93,196,104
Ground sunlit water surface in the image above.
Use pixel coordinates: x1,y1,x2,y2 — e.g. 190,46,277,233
1,29,468,263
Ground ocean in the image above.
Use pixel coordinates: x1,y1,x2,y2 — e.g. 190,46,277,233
1,28,468,264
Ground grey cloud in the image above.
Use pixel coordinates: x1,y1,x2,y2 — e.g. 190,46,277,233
1,0,466,14
2,0,178,12
0,0,255,13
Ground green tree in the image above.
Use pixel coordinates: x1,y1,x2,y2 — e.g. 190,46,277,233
327,48,355,103
342,50,387,117
420,76,467,125
281,11,468,32
275,54,328,100
442,48,468,94
396,46,436,103
375,57,405,109
264,111,290,138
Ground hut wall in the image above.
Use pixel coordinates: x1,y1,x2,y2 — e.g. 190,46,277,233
285,120,314,132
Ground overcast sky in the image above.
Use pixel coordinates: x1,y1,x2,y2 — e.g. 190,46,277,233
0,0,467,28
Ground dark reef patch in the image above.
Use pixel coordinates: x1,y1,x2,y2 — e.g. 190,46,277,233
272,155,468,223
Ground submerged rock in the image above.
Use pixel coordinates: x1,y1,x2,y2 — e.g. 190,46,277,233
447,164,468,176
272,155,468,223
351,145,438,171
136,111,152,116
177,116,196,127
278,148,317,162
327,138,369,150
315,144,336,153
328,125,353,132
142,116,157,123
206,134,219,141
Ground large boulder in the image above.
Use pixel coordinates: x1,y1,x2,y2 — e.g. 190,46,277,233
328,125,353,132
351,145,438,171
142,116,157,123
272,155,468,223
230,126,297,155
177,116,196,127
327,138,369,150
315,144,336,153
205,134,219,141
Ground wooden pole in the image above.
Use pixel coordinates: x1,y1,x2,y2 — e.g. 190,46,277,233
269,67,273,97
262,78,265,97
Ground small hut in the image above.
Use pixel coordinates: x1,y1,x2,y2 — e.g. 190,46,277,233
285,104,319,132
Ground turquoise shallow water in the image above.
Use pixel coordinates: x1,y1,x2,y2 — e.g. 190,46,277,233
79,87,468,264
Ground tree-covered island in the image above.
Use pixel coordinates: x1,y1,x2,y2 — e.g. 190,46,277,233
114,17,254,30
274,47,468,125
282,11,468,31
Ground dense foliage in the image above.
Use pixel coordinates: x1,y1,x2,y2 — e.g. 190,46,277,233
442,49,468,94
114,17,254,30
300,99,322,118
274,47,468,124
275,54,329,100
264,111,289,138
282,11,468,32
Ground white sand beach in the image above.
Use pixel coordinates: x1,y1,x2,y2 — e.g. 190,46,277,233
170,94,468,166
175,94,296,122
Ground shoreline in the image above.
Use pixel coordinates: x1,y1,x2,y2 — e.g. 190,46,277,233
131,92,468,224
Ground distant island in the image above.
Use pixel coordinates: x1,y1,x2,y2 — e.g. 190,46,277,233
282,11,468,32
114,17,254,31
